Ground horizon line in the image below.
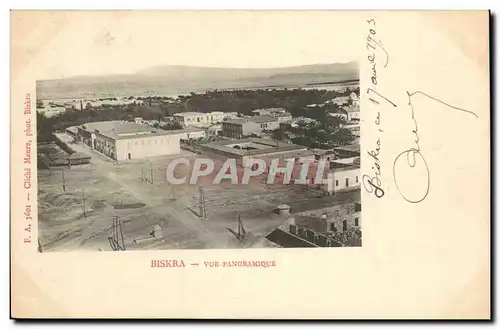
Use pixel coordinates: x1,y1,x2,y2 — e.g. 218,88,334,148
38,61,359,81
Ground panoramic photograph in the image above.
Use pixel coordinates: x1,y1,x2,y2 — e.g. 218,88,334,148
35,15,362,252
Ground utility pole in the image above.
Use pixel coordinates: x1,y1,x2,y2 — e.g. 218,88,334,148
150,162,154,184
81,189,87,217
38,239,43,253
198,186,207,220
108,216,126,251
139,167,144,182
61,168,66,192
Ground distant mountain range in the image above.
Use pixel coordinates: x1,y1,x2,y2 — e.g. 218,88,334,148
36,62,359,100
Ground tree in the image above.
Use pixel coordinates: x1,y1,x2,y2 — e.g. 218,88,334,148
271,127,286,142
332,128,354,146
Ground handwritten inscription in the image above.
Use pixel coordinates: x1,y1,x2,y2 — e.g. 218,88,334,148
392,91,477,203
363,18,394,199
363,19,478,204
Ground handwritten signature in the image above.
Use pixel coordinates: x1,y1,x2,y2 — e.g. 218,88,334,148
392,91,478,203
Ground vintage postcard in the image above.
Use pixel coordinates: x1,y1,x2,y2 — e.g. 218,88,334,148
10,10,490,319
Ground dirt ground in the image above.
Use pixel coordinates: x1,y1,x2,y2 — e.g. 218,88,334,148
37,134,360,252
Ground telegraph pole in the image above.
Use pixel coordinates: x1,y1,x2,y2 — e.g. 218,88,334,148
139,167,144,182
198,186,207,220
150,162,154,184
109,216,126,251
81,189,87,217
38,239,43,253
61,168,66,192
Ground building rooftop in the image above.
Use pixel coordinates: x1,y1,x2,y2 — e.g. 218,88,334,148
173,112,204,117
274,112,292,117
223,118,250,125
68,152,91,160
201,138,307,157
331,164,360,172
334,143,360,153
79,120,197,140
250,115,278,124
253,107,287,113
81,121,151,135
342,106,360,113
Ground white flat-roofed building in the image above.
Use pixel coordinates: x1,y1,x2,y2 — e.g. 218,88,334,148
223,112,239,119
343,122,360,137
175,127,206,140
173,111,225,127
252,108,288,117
76,121,183,161
324,165,361,194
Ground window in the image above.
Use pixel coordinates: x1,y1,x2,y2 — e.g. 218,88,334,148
356,176,359,183
197,118,200,122
330,222,336,232
335,180,339,187
343,220,347,232
354,218,359,226
335,210,339,217
345,178,349,187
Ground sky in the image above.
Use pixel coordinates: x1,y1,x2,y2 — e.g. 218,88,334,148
28,11,364,80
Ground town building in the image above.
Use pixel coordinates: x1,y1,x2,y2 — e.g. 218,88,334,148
76,121,183,161
279,117,317,130
222,118,261,139
173,111,225,127
252,108,287,116
334,143,360,158
289,202,362,246
67,152,91,166
329,106,360,122
342,106,360,121
325,164,361,193
251,115,280,131
252,108,291,122
330,156,360,169
328,112,348,121
175,127,206,140
343,122,360,137
206,124,223,137
200,138,308,168
223,112,240,120
273,112,293,123
327,96,350,106
222,115,279,139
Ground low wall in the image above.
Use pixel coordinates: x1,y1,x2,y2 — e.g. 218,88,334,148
53,134,76,155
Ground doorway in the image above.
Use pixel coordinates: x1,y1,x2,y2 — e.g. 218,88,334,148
128,153,131,160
